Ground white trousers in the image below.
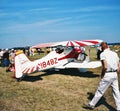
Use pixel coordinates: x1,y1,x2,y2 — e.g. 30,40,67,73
89,72,120,110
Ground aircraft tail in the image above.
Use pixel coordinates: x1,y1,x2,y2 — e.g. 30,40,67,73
14,51,31,79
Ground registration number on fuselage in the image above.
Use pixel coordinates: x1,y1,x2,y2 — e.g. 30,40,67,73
37,57,58,69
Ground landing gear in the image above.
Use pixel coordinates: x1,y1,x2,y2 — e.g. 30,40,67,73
77,53,87,61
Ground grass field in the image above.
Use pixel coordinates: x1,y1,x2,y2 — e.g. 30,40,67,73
0,46,120,111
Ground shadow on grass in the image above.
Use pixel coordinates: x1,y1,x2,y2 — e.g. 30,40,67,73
22,75,43,82
41,68,100,78
21,68,99,82
86,92,116,111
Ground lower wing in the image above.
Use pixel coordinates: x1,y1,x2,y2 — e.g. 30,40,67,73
56,61,101,69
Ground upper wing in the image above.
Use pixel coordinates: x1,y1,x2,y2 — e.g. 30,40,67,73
56,61,102,69
32,39,103,48
32,42,56,48
53,39,103,47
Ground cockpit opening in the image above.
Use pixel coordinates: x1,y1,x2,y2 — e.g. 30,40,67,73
55,45,64,54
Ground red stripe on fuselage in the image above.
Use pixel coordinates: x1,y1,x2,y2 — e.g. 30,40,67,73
58,50,79,60
30,67,35,73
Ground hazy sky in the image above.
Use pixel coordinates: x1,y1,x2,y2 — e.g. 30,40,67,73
0,0,120,48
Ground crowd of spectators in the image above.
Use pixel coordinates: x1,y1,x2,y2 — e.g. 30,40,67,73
0,47,37,72
0,48,16,72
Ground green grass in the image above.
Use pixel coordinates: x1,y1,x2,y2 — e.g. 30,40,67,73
0,46,120,111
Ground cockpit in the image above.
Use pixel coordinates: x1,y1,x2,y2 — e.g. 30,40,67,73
55,45,64,54
55,45,75,54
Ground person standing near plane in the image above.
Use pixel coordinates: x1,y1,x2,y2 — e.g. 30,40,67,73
3,48,10,72
83,42,120,111
0,49,4,66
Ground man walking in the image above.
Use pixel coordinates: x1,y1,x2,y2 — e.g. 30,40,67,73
84,42,120,111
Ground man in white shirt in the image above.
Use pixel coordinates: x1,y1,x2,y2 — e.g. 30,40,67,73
83,42,120,111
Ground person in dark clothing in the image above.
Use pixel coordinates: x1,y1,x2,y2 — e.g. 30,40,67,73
3,49,10,72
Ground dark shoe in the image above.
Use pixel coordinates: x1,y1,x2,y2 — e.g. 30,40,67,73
83,103,94,110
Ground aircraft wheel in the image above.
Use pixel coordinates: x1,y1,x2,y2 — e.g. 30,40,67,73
77,53,86,61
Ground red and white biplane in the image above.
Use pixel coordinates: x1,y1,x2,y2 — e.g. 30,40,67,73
14,39,102,81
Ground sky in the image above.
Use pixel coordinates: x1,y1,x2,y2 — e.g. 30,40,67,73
0,0,120,48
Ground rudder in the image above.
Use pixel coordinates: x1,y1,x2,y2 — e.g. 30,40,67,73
14,51,31,79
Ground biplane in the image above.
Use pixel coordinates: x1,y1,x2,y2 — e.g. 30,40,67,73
14,39,102,81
